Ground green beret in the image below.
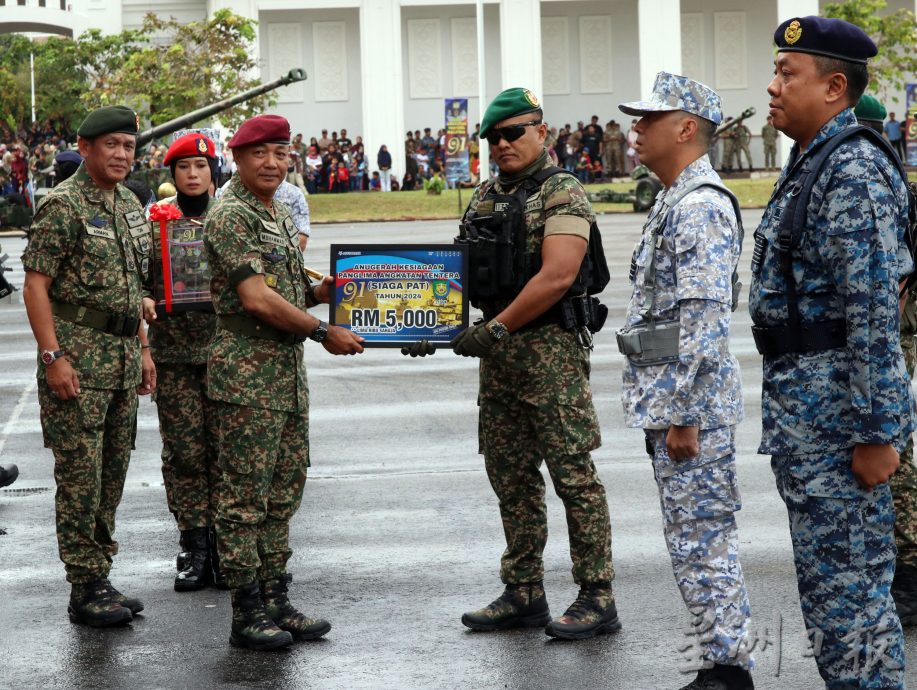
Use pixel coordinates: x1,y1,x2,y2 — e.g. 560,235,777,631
854,94,887,123
77,106,140,138
480,87,542,137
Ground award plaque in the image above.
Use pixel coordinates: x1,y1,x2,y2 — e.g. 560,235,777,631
330,244,468,347
153,216,213,317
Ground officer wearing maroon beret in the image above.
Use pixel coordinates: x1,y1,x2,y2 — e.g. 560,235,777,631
203,115,364,650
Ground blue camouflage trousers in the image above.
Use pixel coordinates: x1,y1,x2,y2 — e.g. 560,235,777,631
646,427,753,670
772,451,905,689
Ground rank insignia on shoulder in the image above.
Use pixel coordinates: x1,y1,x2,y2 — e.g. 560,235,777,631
88,216,109,228
265,273,279,288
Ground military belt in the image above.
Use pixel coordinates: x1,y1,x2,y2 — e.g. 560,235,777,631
751,319,846,356
218,314,305,345
615,320,681,366
51,301,140,337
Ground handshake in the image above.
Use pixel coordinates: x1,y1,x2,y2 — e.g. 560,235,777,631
401,319,507,359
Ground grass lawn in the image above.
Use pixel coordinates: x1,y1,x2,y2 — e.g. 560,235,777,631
307,175,782,223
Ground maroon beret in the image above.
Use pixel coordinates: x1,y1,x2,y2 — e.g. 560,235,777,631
164,132,216,165
228,114,291,149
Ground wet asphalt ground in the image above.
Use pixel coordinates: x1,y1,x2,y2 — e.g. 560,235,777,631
0,214,915,690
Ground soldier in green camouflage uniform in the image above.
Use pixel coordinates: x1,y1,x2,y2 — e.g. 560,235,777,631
143,132,223,592
720,128,736,171
447,88,617,640
761,116,778,170
203,114,365,651
21,106,155,627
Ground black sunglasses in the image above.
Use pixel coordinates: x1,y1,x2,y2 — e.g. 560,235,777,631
485,120,543,146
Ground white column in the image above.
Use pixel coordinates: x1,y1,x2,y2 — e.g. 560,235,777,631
499,0,542,96
775,0,818,165
360,0,406,181
637,0,682,99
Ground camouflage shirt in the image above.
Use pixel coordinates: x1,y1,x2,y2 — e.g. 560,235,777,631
203,175,311,412
749,108,916,454
761,124,778,146
465,150,593,317
22,163,148,390
147,195,217,365
621,155,743,430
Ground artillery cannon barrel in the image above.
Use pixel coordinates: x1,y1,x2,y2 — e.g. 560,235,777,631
136,68,307,147
715,107,756,136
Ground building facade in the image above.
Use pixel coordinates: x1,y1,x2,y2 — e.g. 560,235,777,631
3,0,915,176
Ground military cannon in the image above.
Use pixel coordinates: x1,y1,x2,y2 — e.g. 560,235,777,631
715,107,756,138
1,68,308,231
587,165,663,213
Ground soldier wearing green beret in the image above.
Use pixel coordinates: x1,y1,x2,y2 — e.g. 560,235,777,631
448,87,618,639
22,105,155,627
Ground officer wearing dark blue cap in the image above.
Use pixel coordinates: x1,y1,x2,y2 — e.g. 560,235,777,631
749,15,913,689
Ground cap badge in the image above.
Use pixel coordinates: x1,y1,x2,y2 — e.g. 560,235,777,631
197,138,208,153
785,19,802,45
523,89,540,108
135,113,140,131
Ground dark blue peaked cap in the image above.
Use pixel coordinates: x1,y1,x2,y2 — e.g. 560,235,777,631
774,16,877,65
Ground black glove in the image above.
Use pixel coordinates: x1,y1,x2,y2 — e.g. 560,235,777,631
450,322,500,358
401,340,436,357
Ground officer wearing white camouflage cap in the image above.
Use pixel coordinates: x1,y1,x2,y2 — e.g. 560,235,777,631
617,72,754,690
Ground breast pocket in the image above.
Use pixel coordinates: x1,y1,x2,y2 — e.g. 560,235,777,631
79,233,121,288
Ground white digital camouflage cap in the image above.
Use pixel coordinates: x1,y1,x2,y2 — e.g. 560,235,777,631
618,72,723,125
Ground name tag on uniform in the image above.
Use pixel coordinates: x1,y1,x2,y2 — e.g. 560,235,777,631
283,216,297,238
265,273,279,288
86,227,116,240
124,210,146,228
260,220,280,234
260,232,285,246
525,192,543,212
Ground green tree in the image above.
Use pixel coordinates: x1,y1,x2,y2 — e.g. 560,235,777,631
107,9,274,130
822,0,917,103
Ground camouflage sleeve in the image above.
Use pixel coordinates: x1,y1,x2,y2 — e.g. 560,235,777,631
542,173,592,240
820,156,907,443
203,206,264,288
21,195,77,278
671,196,736,306
671,298,733,426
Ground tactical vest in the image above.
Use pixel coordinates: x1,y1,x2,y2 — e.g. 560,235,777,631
455,165,609,335
750,125,917,355
617,179,744,366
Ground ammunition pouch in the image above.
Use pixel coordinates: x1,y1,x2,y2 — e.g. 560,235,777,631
218,314,306,345
751,318,846,356
616,320,681,366
51,301,140,337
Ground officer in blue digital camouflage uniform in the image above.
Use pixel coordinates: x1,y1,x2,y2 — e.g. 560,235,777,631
749,17,914,689
617,73,753,690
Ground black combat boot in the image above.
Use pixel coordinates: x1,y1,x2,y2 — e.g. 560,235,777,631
678,663,754,690
544,582,621,640
68,580,133,627
461,582,551,631
175,527,211,592
209,526,228,590
261,574,331,640
230,581,294,650
176,530,190,573
100,578,144,615
0,463,18,488
892,562,917,627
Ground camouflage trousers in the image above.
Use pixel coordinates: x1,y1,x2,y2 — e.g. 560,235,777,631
736,144,753,170
763,144,777,169
214,401,309,589
478,327,613,586
38,380,137,584
890,332,917,568
646,427,753,670
154,363,221,531
772,451,905,689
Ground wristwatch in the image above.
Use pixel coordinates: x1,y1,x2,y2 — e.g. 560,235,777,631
40,349,65,366
308,320,329,343
486,320,509,341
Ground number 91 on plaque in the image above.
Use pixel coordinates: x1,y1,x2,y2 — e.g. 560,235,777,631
329,244,469,347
